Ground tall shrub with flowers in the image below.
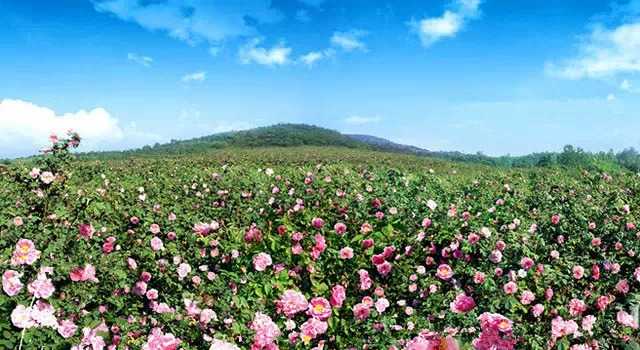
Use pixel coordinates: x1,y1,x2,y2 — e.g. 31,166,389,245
0,133,639,349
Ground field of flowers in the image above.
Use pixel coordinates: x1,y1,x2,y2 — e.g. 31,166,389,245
1,133,639,350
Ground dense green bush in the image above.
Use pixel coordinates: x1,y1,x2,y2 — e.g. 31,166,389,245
0,134,639,349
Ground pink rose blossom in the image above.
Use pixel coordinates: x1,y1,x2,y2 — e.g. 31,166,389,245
276,290,308,318
617,310,639,329
57,319,78,338
352,302,370,320
150,237,164,251
450,293,476,313
250,312,281,349
11,239,41,266
503,282,517,295
531,304,544,317
375,298,390,313
520,290,535,305
300,317,328,344
572,265,585,279
28,271,55,299
568,298,587,316
149,224,161,234
436,264,453,280
78,224,95,239
142,328,181,350
330,284,346,308
177,263,191,279
308,297,332,320
2,270,23,296
253,253,272,272
334,222,347,235
311,217,325,229
70,264,99,283
339,247,354,260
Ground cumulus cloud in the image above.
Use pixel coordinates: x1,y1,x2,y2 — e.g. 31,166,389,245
619,79,640,93
181,71,207,82
92,0,282,44
549,1,640,79
0,99,125,157
299,48,335,67
297,30,366,68
127,52,153,67
549,23,640,79
300,51,324,66
410,0,481,47
344,115,382,125
239,38,291,66
331,30,368,52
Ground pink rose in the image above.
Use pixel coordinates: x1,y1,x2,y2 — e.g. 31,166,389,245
143,328,181,350
69,264,99,283
334,222,347,235
78,224,95,239
503,282,518,295
330,284,346,308
2,270,23,296
352,303,370,320
311,217,325,229
307,297,332,320
339,247,354,259
450,293,476,313
57,319,78,338
375,298,390,313
150,237,164,251
531,304,544,317
572,265,585,279
276,290,308,318
436,264,453,280
253,253,272,272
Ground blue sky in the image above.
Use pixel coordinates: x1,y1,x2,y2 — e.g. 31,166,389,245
1,0,640,158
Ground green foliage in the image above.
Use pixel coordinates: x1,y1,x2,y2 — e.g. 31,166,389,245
0,135,639,349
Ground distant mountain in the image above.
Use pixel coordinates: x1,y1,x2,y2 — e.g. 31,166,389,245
345,134,430,155
81,124,371,158
77,123,638,173
81,123,494,163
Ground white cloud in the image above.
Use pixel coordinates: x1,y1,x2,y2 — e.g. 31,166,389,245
549,1,640,80
410,0,481,47
344,115,382,125
127,52,153,67
299,48,335,67
0,99,126,157
93,0,282,44
607,93,616,101
181,71,207,82
239,38,291,66
619,79,640,93
300,51,324,66
552,23,640,79
331,30,368,52
621,79,632,91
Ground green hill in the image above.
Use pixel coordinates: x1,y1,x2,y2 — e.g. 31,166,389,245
74,123,638,173
84,124,368,158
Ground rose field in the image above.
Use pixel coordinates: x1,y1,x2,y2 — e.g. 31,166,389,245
1,134,640,350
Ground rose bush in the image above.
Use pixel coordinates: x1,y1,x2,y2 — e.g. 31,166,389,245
0,133,639,349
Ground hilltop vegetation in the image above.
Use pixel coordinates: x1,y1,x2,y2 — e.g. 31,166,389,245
72,124,640,174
